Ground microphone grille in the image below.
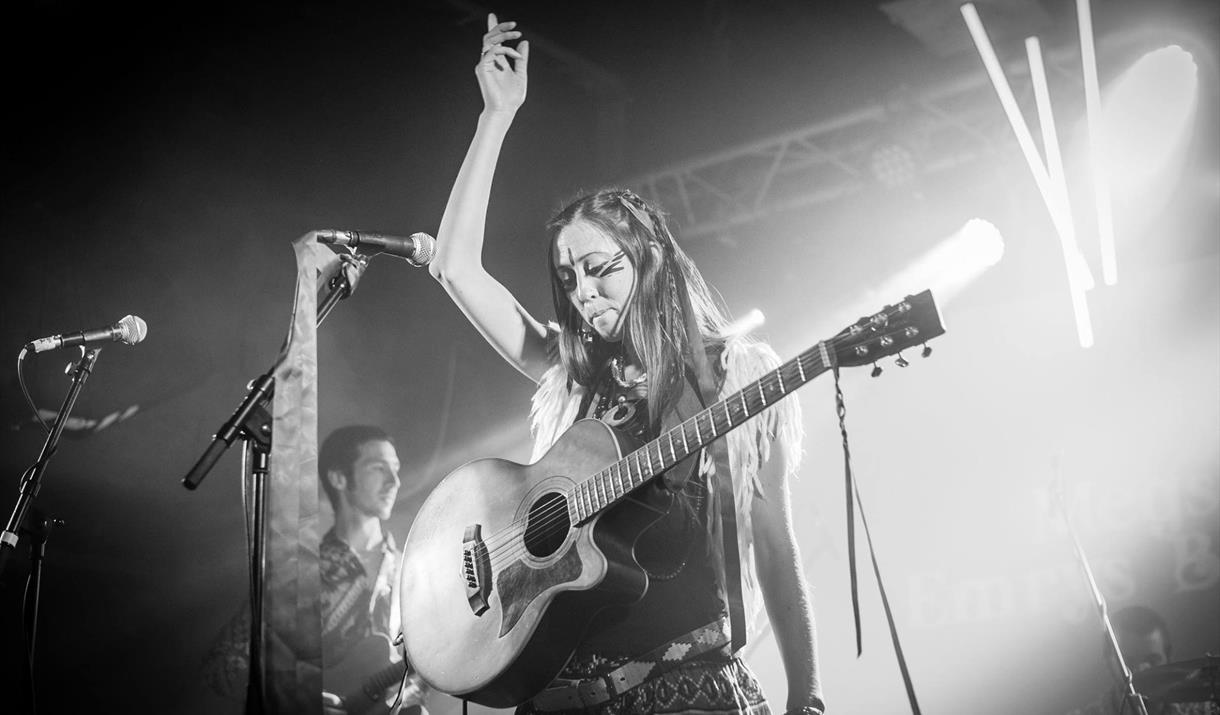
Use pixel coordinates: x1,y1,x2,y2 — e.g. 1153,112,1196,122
116,314,149,345
410,232,437,266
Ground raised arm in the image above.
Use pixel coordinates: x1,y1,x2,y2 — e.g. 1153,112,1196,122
428,13,551,383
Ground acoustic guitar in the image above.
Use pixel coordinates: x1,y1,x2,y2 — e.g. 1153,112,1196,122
399,290,945,707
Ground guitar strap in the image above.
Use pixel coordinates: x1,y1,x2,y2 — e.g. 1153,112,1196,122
667,263,747,655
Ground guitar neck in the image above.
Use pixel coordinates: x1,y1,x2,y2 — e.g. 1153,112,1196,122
367,661,409,694
568,341,832,523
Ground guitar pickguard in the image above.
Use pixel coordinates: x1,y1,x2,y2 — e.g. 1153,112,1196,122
495,544,583,637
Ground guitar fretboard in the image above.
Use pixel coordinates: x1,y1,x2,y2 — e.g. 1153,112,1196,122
567,341,832,523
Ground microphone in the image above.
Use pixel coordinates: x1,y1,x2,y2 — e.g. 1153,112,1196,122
317,229,435,267
27,315,148,354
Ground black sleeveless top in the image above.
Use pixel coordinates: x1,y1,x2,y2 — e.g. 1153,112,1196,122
559,361,729,675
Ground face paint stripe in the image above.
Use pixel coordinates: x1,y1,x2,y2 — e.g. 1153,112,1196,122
594,251,627,278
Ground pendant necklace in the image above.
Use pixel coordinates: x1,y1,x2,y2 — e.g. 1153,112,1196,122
609,354,646,389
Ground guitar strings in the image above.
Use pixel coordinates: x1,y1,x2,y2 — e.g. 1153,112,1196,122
478,310,918,568
479,315,908,568
483,350,820,569
478,358,810,566
482,348,826,569
479,309,917,566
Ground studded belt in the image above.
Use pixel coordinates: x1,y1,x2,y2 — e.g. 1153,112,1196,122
530,617,731,711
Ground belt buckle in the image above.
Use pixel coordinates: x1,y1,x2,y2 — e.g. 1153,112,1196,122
576,675,612,707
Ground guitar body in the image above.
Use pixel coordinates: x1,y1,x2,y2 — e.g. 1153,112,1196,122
399,419,672,708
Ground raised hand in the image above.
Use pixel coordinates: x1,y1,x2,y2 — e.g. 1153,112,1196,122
476,13,529,114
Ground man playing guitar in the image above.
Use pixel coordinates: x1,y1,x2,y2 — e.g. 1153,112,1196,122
203,425,426,714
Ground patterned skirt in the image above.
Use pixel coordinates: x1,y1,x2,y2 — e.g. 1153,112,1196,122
515,656,771,715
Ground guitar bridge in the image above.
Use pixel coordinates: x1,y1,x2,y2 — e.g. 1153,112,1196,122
462,524,492,616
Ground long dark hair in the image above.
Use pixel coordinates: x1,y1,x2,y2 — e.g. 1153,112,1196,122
546,189,734,416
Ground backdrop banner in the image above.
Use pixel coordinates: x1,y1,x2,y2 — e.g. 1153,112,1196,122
262,232,343,713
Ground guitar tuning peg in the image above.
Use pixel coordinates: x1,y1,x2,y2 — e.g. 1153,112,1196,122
895,353,910,368
921,344,933,358
870,363,883,378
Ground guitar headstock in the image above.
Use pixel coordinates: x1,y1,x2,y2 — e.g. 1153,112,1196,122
832,289,946,368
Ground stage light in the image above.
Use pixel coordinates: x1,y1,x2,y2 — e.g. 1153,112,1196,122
798,218,1005,359
895,218,1006,300
842,219,1005,326
955,218,1005,269
725,308,766,338
870,142,919,189
1100,45,1198,199
961,3,1094,347
916,218,1006,302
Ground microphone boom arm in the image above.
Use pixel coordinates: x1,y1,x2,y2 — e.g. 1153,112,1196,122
180,249,369,491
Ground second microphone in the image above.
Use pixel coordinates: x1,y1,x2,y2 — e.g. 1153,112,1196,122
318,229,435,267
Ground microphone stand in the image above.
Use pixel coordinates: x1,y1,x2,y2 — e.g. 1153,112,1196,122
180,251,370,715
0,348,98,715
1054,474,1149,715
1,347,101,579
16,509,62,714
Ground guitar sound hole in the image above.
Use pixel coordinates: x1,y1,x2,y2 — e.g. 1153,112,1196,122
523,492,570,558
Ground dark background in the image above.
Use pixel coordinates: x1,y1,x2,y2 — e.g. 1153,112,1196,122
1,1,1217,713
